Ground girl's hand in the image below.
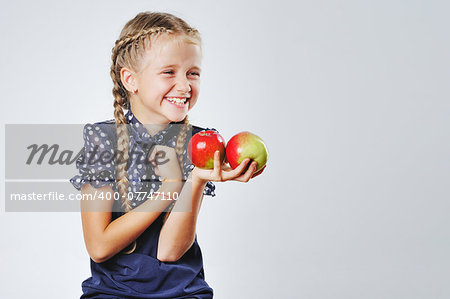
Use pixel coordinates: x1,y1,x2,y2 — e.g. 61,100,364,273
148,145,182,181
192,150,261,184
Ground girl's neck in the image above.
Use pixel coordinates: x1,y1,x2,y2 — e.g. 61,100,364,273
129,105,169,137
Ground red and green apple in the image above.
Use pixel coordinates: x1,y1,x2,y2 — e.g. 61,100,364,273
188,130,226,169
226,131,268,172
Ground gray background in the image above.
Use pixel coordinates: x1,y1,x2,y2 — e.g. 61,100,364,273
1,0,449,298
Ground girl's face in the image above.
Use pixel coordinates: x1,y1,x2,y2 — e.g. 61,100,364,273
130,35,202,124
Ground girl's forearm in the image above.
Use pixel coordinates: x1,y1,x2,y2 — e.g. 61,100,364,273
157,177,207,262
97,182,182,263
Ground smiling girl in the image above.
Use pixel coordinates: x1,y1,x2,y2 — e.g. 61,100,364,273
70,11,263,298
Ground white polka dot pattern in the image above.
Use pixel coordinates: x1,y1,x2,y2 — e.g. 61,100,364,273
69,110,217,204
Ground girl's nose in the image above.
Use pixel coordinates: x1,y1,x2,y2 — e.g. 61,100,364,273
176,76,191,93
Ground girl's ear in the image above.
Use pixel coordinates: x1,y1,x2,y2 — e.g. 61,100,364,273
120,67,137,93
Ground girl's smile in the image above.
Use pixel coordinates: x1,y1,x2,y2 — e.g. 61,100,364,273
164,96,191,107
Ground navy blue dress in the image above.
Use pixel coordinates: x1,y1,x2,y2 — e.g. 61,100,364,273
70,109,216,299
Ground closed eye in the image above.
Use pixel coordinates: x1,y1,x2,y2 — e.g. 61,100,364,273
163,71,200,77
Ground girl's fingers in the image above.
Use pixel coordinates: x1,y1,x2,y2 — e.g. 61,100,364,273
221,164,232,171
213,151,223,181
222,158,251,180
235,161,257,182
213,150,221,169
196,156,263,182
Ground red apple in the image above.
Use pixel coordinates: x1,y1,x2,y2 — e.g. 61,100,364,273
226,131,268,172
188,130,226,169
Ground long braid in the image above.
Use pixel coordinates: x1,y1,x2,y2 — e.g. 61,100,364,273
110,27,179,255
109,11,203,255
111,55,134,253
175,116,191,167
113,101,131,212
162,116,192,224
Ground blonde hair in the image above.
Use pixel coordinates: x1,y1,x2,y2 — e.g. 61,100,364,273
110,11,201,254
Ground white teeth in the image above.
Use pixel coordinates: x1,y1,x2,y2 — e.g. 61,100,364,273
165,97,188,105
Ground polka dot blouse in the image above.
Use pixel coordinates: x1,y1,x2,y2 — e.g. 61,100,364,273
70,109,217,209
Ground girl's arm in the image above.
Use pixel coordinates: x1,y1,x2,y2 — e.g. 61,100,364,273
157,151,258,262
81,181,182,263
156,176,207,262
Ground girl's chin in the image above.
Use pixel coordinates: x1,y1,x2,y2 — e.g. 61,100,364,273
170,115,187,123
162,101,189,122
164,110,189,122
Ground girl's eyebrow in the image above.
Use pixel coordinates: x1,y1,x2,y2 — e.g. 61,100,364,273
160,64,202,72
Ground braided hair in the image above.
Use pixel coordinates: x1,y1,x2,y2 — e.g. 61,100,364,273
110,12,201,254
